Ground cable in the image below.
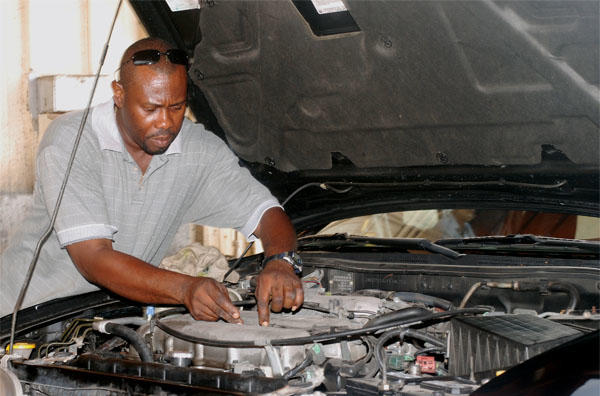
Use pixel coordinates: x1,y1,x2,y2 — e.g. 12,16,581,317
222,241,254,282
8,0,124,355
548,281,580,314
300,302,333,315
155,307,486,347
458,281,485,309
283,353,313,380
415,347,445,356
281,183,352,207
156,307,187,319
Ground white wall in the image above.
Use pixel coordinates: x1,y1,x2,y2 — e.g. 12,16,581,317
0,0,147,251
0,1,260,257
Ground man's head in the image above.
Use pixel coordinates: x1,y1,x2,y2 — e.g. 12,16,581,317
112,37,188,156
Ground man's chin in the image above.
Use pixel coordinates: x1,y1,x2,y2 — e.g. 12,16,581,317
143,144,170,155
143,138,174,155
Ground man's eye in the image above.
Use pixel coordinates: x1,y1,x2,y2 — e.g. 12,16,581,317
171,105,185,111
143,107,155,112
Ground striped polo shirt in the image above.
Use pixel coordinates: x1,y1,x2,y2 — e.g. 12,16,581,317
0,100,280,316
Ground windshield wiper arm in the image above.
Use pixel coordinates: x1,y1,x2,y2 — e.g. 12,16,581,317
437,234,600,253
299,234,465,259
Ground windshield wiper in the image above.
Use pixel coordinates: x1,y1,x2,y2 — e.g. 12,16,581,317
298,234,464,259
436,234,600,254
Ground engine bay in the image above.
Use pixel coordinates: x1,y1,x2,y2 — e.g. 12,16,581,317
2,252,599,395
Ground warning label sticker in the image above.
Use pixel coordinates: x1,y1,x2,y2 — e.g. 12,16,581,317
165,0,200,12
311,0,347,14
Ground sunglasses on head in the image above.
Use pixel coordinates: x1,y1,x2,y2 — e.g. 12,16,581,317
121,49,189,68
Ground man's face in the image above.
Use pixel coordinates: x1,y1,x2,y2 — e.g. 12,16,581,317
113,66,187,155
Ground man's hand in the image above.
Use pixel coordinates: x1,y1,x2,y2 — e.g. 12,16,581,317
255,259,304,326
182,277,242,324
251,207,304,326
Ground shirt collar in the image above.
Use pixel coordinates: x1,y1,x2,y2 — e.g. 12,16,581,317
91,99,183,155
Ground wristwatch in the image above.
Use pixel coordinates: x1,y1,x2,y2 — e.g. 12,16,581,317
262,251,303,275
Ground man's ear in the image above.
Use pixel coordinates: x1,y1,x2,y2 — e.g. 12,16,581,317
112,80,124,108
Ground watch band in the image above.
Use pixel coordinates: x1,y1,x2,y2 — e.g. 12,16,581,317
262,250,303,275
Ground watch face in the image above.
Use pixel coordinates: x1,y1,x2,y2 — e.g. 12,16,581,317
291,252,302,265
284,252,302,274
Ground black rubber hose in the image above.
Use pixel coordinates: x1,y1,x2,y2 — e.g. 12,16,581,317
155,308,486,347
155,307,186,319
548,281,580,314
364,307,431,328
361,336,380,378
335,336,377,378
283,353,313,380
392,292,453,311
104,322,153,363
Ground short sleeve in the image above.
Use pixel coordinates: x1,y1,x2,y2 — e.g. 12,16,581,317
37,120,117,247
183,137,280,240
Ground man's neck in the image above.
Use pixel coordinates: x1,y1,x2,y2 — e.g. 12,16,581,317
128,149,152,175
115,108,152,174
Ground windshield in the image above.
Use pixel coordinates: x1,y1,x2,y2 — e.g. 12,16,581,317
318,210,599,241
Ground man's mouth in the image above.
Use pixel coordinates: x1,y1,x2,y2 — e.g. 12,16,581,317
150,134,174,146
153,136,171,144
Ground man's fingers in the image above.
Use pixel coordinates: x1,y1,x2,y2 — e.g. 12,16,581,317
188,278,242,323
292,284,304,311
213,285,241,321
191,304,219,322
270,282,284,312
214,302,242,324
256,278,271,326
255,261,306,324
282,284,296,310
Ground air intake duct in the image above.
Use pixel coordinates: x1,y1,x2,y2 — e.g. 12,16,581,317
449,314,581,376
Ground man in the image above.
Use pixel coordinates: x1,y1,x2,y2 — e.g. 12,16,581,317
0,37,303,326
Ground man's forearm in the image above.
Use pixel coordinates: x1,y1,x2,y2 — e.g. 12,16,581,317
67,239,193,305
253,207,297,256
67,239,242,323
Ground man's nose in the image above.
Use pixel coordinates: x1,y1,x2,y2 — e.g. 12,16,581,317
156,108,173,130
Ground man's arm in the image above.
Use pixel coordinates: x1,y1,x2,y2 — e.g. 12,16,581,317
66,239,242,323
252,207,304,326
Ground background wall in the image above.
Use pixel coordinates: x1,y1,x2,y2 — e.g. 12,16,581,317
0,0,259,258
0,0,146,252
0,0,145,194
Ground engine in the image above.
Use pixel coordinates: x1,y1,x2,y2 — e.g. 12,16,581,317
2,268,595,396
144,294,377,378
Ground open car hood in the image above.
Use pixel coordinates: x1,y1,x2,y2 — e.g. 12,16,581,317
130,0,599,219
190,0,599,171
131,0,598,168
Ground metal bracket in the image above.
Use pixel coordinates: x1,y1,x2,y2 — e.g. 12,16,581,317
264,345,284,377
